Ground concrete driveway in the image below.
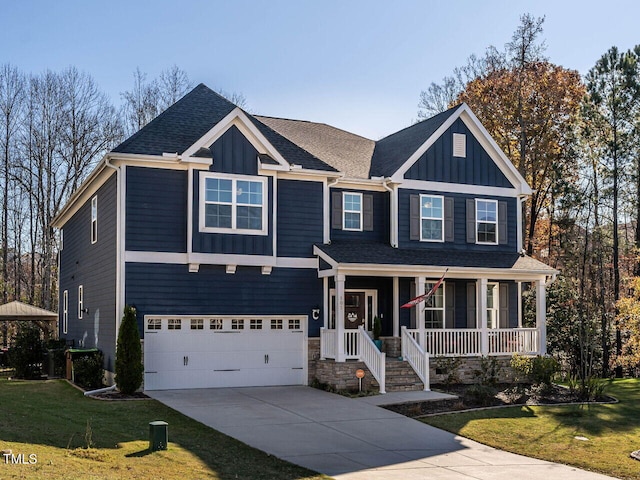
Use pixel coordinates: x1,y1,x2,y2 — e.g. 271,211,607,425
148,386,615,480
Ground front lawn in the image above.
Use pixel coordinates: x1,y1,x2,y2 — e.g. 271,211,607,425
421,378,640,480
0,379,327,480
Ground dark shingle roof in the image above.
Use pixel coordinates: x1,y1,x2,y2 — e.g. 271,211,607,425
370,105,461,178
248,117,338,172
316,241,556,272
255,116,375,178
113,84,237,155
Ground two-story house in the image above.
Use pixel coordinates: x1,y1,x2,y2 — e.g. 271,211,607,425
53,84,556,392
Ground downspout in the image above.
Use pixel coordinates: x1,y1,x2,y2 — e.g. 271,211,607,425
84,384,117,397
104,156,123,379
382,179,397,248
325,176,341,244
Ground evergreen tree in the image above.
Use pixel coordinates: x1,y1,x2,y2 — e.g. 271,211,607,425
115,305,143,394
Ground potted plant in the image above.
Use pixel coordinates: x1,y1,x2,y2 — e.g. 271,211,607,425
373,316,382,351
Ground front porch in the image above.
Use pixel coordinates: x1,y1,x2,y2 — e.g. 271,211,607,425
313,244,557,393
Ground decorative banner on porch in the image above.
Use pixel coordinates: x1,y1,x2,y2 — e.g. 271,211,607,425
400,269,448,308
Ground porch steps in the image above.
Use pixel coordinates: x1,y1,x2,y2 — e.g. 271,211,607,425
383,357,424,392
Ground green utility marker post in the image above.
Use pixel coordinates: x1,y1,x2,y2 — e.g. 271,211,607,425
149,421,168,451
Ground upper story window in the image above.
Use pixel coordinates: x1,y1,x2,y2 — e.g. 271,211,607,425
78,285,84,320
343,192,362,231
200,173,268,235
476,199,498,244
63,290,68,334
90,196,97,244
420,195,444,242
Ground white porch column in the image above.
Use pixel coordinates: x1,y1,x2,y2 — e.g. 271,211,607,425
392,276,400,337
517,281,523,328
536,279,547,355
323,277,329,329
416,276,426,346
336,274,346,362
478,278,489,355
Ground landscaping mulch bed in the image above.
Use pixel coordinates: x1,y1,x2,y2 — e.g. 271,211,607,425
384,383,615,417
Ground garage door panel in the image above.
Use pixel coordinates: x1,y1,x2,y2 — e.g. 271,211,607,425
144,315,306,391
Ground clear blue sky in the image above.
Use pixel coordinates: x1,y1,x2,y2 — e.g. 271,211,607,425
2,0,639,140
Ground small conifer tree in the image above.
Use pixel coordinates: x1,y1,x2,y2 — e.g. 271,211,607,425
115,305,143,394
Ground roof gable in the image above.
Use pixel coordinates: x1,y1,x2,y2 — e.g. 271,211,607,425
113,84,237,156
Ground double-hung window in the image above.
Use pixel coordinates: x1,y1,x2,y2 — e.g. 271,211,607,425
63,290,68,334
476,199,498,244
420,195,444,241
78,285,84,320
201,173,267,235
424,281,445,329
343,192,362,231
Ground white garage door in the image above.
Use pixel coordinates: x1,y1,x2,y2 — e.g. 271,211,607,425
143,315,307,391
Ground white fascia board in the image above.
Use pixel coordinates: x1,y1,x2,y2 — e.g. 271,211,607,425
124,250,317,269
390,104,465,183
312,245,339,268
398,179,520,197
330,263,554,281
52,161,114,228
458,106,532,195
278,170,341,181
332,177,388,192
181,108,290,169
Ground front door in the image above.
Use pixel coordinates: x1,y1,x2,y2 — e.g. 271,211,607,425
344,292,366,329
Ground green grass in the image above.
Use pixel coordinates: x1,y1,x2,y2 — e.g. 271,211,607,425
422,378,640,480
0,379,328,480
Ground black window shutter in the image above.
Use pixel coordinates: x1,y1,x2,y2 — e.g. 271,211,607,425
499,283,509,328
363,194,374,231
410,195,420,240
445,282,455,328
444,197,454,242
466,282,476,328
466,199,476,243
498,201,508,245
331,191,342,230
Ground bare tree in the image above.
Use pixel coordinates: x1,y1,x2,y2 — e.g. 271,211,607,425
158,65,193,110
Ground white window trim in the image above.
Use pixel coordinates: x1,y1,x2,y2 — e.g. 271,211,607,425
475,198,498,245
424,280,445,329
78,285,84,320
63,290,68,334
487,282,499,329
199,172,268,235
342,192,363,231
420,194,444,242
90,196,98,244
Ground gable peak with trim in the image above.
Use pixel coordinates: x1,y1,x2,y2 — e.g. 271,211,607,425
111,84,530,193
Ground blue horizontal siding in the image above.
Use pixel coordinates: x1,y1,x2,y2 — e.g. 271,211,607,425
330,189,390,243
125,263,323,336
405,118,514,188
59,174,118,371
277,179,323,257
398,189,517,252
126,167,187,252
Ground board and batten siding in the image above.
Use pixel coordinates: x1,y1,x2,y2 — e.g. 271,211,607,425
404,118,514,189
397,190,517,252
125,263,323,336
330,189,390,243
59,173,118,371
209,125,259,175
277,179,323,257
126,167,187,252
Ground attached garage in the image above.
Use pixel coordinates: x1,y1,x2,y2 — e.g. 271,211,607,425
143,315,307,390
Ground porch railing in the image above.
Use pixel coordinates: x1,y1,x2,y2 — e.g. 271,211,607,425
401,326,429,391
489,328,538,355
319,328,365,360
407,328,540,357
357,326,386,394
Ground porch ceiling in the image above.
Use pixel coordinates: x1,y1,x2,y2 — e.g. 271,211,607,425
314,241,557,280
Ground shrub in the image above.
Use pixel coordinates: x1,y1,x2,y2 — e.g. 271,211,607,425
511,354,559,385
73,351,104,389
115,305,143,394
567,375,608,401
435,357,462,386
474,355,502,386
8,322,45,379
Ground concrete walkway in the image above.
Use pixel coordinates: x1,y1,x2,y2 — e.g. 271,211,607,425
148,386,616,480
